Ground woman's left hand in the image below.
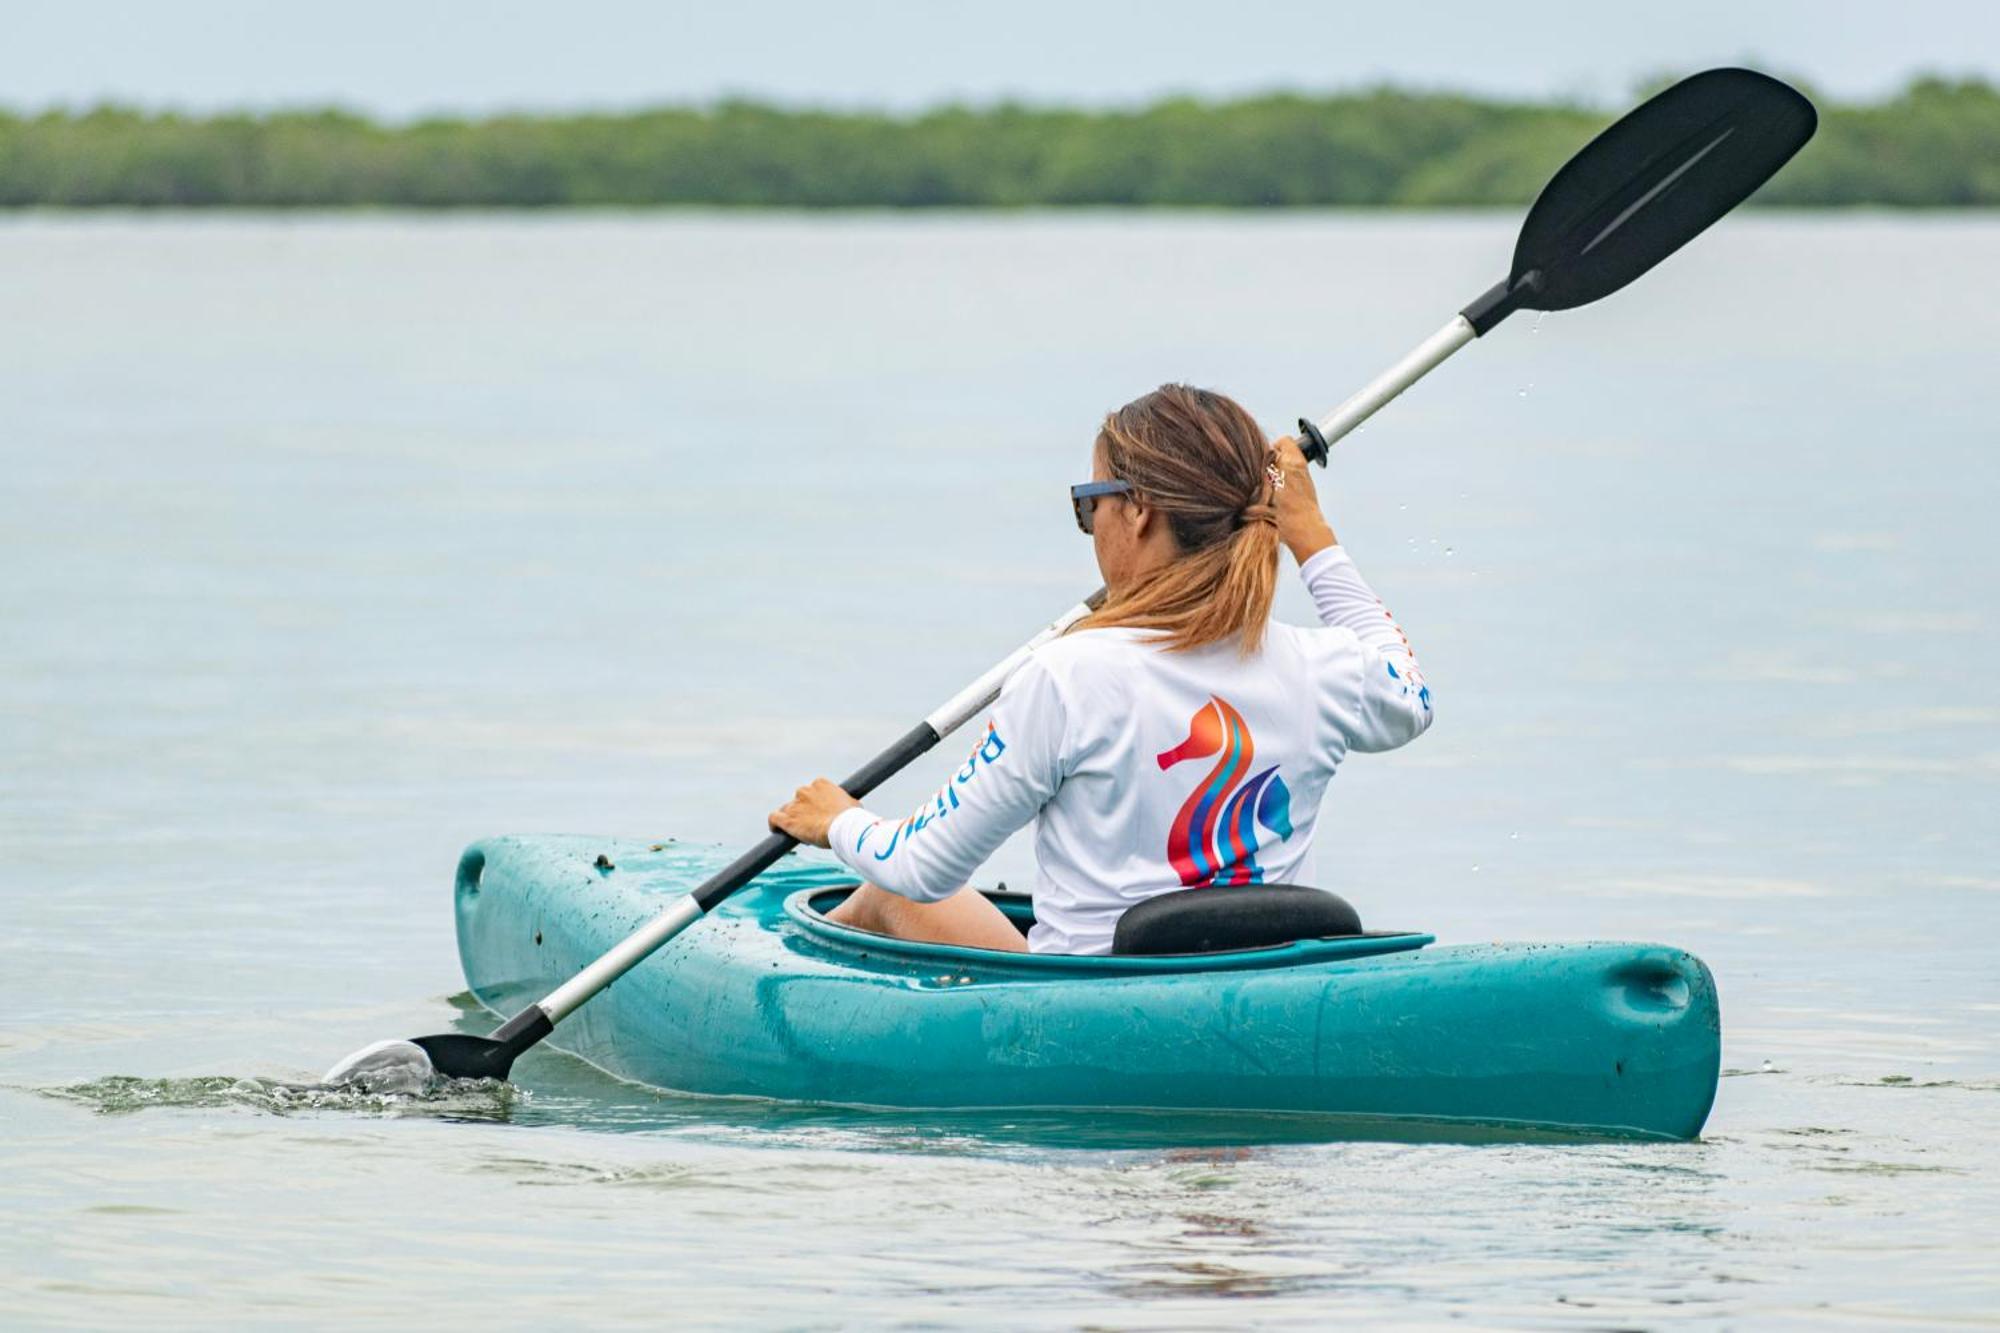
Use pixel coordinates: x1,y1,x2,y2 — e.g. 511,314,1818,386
1270,434,1337,564
768,777,861,849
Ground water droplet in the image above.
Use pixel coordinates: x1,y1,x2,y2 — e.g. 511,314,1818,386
1517,384,1533,399
1399,503,1408,512
1761,1059,1775,1073
1509,832,1518,840
1444,546,1455,557
1532,312,1546,335
1471,864,1481,873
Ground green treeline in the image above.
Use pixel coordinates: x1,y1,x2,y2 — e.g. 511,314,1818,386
2,77,1996,209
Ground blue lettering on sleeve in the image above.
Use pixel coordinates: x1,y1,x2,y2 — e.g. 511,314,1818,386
871,817,911,861
867,722,1009,862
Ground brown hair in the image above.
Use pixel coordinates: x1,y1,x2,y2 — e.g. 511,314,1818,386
1076,383,1279,654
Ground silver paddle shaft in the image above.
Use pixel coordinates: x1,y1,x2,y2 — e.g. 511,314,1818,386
1311,315,1476,453
922,597,1098,736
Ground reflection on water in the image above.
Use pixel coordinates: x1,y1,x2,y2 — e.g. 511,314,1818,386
37,1057,1640,1150
1,213,1995,1325
7,1065,1996,1323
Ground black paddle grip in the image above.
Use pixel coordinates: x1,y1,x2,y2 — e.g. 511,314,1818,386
1296,419,1331,467
690,720,943,913
838,721,943,800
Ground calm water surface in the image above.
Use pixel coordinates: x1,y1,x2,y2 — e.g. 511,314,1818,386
1,213,1995,1327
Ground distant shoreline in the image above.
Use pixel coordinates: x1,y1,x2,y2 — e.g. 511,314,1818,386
5,206,1996,222
4,77,1994,209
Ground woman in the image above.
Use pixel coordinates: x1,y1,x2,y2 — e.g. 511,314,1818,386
769,384,1432,955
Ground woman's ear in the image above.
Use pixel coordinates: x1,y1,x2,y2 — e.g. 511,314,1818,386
1125,493,1155,540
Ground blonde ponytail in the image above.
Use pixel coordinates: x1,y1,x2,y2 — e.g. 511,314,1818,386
1075,385,1281,655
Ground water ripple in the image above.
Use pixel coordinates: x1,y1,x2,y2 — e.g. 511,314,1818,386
41,1074,523,1121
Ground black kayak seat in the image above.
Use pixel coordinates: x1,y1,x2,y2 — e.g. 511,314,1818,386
1112,884,1364,957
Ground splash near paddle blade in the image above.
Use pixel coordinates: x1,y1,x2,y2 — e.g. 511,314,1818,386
322,1039,436,1094
323,1028,525,1091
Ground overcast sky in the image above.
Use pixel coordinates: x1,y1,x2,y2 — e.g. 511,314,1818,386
3,0,1996,116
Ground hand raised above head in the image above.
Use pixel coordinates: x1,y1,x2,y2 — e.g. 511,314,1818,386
1268,435,1337,564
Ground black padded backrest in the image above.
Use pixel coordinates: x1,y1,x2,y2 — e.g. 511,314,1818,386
1111,885,1363,957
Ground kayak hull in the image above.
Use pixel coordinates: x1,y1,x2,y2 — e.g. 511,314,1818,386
452,836,1721,1140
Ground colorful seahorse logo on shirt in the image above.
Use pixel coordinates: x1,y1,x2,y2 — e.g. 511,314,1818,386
1156,696,1294,887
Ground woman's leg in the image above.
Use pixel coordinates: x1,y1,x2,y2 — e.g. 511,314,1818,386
827,883,1028,953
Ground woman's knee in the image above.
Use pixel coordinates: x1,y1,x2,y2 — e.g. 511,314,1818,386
832,882,958,934
827,882,901,931
827,882,1025,952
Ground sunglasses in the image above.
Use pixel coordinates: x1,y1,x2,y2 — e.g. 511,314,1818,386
1069,480,1134,534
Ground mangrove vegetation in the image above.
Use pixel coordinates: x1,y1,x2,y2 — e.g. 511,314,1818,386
1,76,1994,209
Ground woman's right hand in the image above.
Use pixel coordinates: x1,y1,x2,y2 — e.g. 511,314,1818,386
768,777,860,849
1270,435,1338,564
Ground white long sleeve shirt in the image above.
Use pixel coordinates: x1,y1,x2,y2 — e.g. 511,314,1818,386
828,545,1433,954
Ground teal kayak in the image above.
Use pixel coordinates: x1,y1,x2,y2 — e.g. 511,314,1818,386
451,835,1721,1140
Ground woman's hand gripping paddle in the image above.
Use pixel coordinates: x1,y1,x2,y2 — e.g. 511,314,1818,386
326,66,1814,1091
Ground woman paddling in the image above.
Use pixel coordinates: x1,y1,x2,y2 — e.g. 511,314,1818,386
769,384,1433,955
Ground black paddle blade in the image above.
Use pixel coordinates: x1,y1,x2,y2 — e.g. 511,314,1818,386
411,1032,520,1082
1463,68,1817,334
410,1002,552,1081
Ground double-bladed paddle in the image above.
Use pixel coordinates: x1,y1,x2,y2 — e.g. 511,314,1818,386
327,66,1815,1090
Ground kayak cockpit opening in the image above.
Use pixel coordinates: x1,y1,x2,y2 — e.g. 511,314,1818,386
785,886,1432,974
